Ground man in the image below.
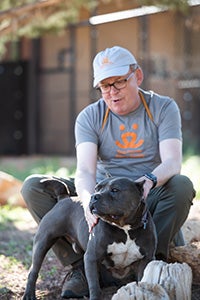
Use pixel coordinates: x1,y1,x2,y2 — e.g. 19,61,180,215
22,46,195,299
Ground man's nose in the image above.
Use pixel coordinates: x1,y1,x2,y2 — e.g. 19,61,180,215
110,85,119,94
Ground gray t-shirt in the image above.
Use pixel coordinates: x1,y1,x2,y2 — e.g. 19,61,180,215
75,89,182,182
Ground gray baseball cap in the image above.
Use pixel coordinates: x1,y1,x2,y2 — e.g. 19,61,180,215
93,46,137,87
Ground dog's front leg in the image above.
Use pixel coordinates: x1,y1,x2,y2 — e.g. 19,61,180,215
84,244,101,300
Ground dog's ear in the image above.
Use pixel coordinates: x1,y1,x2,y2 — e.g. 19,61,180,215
95,177,111,191
135,180,145,195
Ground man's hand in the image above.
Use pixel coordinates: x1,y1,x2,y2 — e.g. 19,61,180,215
135,176,153,199
143,179,153,199
84,205,99,233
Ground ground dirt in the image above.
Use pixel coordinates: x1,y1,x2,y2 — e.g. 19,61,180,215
0,206,119,300
0,201,200,300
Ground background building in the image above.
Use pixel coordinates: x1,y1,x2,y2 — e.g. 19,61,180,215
0,1,199,155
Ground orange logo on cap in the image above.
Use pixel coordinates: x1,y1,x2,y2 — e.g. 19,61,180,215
101,56,112,68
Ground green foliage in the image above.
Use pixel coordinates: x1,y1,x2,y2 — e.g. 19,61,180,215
18,9,79,38
0,205,27,229
0,155,199,198
0,0,96,11
138,0,190,13
0,0,190,49
0,0,32,10
0,0,97,56
0,205,34,267
0,157,76,181
182,156,200,199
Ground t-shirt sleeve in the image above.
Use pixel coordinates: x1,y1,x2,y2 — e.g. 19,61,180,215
75,105,99,147
156,99,182,142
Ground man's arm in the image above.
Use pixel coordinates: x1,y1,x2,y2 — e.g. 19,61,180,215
155,138,182,185
137,138,182,198
75,142,98,231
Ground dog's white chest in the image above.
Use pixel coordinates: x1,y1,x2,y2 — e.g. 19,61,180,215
107,232,143,268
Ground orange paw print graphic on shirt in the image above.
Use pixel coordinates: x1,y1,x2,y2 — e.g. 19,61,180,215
115,124,144,158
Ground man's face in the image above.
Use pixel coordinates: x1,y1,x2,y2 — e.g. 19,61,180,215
98,68,143,116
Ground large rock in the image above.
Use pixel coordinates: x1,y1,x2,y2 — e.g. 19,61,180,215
0,171,26,207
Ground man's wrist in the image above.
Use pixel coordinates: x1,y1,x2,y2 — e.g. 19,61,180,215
144,173,157,189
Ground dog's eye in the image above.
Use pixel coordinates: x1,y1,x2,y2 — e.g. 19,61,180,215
111,188,119,193
95,185,102,192
95,187,101,192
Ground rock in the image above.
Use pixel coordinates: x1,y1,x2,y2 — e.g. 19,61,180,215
0,171,26,207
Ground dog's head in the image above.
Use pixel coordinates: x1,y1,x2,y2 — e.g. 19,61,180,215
89,177,145,228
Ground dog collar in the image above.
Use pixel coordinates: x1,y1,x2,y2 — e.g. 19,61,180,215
131,198,148,230
142,210,148,229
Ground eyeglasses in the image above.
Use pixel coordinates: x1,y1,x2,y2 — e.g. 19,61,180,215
97,71,136,94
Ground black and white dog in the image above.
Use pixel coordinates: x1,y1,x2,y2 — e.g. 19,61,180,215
23,177,157,300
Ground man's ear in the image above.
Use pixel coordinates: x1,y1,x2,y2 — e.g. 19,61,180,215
135,68,144,86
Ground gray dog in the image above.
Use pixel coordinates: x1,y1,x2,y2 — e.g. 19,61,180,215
22,177,157,300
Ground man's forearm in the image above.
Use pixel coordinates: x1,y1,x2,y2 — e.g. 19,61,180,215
75,171,96,209
152,158,181,187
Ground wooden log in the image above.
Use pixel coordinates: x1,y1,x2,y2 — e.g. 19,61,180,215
112,261,192,300
169,241,200,284
141,260,192,300
112,281,169,300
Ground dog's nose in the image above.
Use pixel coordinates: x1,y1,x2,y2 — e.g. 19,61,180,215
89,193,101,213
90,193,101,203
